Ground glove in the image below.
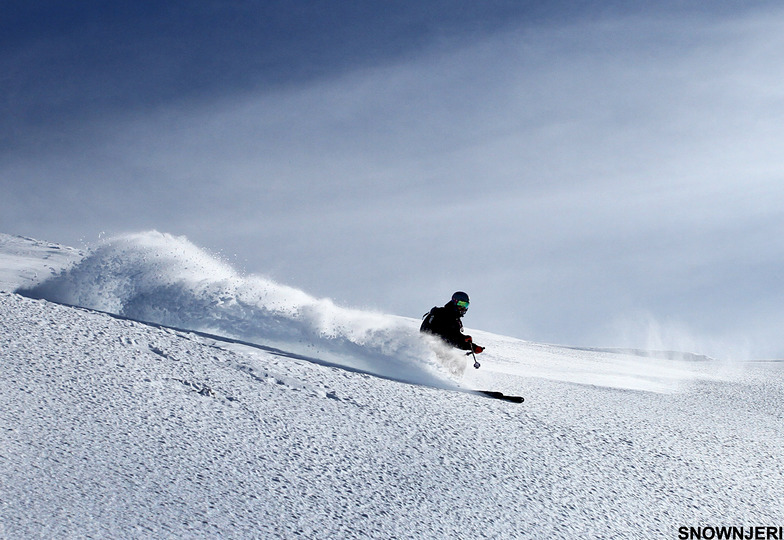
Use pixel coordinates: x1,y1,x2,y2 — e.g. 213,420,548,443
464,335,473,343
472,344,484,354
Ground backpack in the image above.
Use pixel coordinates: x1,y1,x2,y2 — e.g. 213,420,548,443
420,306,438,333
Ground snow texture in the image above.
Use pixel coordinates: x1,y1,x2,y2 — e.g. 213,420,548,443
19,232,451,389
2,233,783,539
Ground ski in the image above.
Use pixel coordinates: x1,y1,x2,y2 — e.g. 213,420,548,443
476,390,524,403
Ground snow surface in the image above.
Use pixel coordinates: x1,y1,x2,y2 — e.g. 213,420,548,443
2,232,783,538
0,234,84,294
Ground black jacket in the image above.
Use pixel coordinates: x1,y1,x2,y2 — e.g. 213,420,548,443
420,301,472,350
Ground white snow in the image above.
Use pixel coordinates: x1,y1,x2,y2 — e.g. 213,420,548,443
2,232,783,539
0,234,84,294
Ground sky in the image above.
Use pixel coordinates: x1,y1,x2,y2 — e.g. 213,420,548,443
3,1,784,359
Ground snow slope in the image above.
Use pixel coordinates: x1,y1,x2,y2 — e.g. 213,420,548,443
2,233,783,538
17,231,456,390
0,234,84,293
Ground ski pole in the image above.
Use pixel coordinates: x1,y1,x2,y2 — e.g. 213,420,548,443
467,348,480,369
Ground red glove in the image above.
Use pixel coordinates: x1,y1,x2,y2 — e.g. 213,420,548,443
472,344,484,354
464,335,473,343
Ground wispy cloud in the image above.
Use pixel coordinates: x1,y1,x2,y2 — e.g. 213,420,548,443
3,5,784,357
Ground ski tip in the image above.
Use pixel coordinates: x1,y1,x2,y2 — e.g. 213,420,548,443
476,390,524,403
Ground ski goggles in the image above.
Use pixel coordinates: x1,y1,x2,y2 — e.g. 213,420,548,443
456,300,469,310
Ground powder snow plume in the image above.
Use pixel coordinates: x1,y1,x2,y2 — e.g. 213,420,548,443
21,231,452,387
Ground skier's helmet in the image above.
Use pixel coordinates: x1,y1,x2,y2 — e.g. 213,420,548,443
452,291,470,314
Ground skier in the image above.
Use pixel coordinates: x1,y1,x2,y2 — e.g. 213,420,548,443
420,291,484,354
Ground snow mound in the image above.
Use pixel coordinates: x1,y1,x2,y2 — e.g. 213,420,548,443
20,231,451,388
0,234,84,292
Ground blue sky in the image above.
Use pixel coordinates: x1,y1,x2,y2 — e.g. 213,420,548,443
3,1,784,358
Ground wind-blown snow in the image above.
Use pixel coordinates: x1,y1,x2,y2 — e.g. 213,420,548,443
19,231,452,389
16,231,725,394
2,233,783,538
